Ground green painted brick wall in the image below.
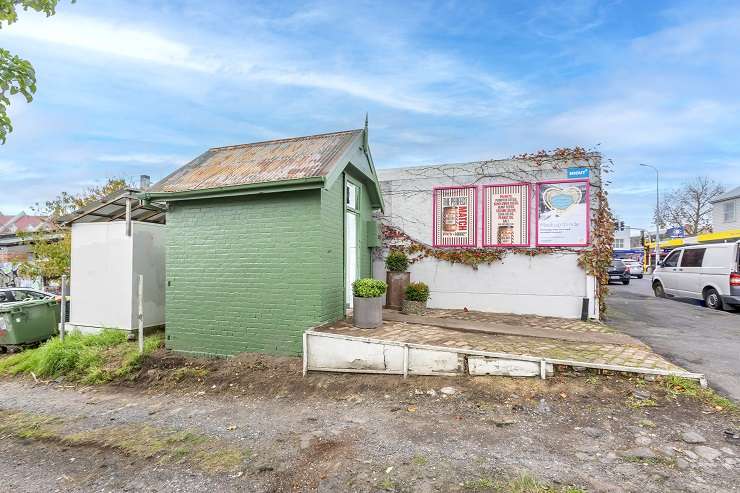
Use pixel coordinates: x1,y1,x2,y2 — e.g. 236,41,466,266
165,190,332,357
320,177,345,322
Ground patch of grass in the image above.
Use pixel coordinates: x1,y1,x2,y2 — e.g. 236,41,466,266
463,473,585,493
411,454,428,466
463,477,496,490
0,329,163,384
664,376,738,413
0,410,61,439
170,366,209,382
1,410,248,474
622,455,675,467
376,477,398,491
626,397,658,409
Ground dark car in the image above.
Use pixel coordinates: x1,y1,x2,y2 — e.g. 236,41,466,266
607,260,631,285
0,288,54,303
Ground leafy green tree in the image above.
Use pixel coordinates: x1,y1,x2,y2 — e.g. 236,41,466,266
33,177,132,220
1,1,74,143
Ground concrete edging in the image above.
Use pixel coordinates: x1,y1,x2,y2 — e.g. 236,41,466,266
303,329,707,386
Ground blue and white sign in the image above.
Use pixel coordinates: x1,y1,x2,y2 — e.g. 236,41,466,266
666,226,685,238
567,167,590,179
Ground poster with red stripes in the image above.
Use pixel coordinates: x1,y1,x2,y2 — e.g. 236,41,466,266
483,184,530,247
433,186,477,247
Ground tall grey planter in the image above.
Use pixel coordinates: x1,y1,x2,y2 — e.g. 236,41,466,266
385,271,410,309
353,296,383,328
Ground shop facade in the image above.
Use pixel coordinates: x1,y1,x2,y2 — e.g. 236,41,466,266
374,155,605,319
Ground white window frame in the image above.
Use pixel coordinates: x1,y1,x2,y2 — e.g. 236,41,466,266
346,182,359,211
613,238,624,249
724,201,736,223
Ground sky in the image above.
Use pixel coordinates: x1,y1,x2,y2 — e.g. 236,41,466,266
1,0,738,230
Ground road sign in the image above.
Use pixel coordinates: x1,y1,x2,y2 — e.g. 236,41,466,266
666,226,685,238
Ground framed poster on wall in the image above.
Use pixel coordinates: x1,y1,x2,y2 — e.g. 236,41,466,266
433,186,477,247
482,183,530,247
536,180,590,247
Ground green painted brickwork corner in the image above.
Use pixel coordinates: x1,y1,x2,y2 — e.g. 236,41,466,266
164,170,378,358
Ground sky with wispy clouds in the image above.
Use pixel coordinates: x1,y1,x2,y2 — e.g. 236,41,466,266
1,0,738,230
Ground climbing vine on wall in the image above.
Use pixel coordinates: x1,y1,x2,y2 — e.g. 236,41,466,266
577,187,615,316
380,147,615,314
382,225,556,269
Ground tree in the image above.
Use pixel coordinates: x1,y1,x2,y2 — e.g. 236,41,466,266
656,177,724,235
1,1,74,143
33,177,132,220
18,177,131,283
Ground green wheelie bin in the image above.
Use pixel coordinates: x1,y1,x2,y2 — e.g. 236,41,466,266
0,298,61,351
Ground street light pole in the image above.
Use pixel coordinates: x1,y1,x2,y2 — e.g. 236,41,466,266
639,163,660,271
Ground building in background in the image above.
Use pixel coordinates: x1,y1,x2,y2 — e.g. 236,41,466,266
712,185,740,231
375,155,604,320
0,212,50,287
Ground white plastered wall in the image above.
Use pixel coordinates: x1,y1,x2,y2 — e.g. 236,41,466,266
69,221,165,332
374,159,601,319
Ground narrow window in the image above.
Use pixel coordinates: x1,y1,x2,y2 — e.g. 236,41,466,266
346,182,358,210
724,201,736,223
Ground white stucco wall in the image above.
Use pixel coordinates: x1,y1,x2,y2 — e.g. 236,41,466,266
70,221,165,332
375,158,602,319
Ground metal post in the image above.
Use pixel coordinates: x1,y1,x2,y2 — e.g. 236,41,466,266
59,275,67,342
138,274,144,354
639,164,660,270
125,198,132,237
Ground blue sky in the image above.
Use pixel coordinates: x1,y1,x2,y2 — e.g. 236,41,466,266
1,0,738,230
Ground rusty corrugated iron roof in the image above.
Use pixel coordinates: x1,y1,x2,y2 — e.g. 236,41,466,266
149,129,363,193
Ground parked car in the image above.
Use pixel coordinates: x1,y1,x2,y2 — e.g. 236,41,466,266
0,288,55,303
652,241,740,311
607,260,631,285
621,259,644,279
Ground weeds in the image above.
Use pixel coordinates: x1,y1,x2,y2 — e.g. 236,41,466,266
0,329,163,384
626,397,658,409
463,472,585,492
622,455,676,467
664,376,737,413
411,454,428,466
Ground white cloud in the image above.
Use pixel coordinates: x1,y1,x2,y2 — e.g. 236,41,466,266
5,11,528,118
6,12,218,72
543,98,730,150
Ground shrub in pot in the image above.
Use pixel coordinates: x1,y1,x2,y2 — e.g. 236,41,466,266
352,278,387,328
401,282,430,315
385,250,410,309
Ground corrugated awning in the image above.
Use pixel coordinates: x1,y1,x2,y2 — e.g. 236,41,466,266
57,188,166,226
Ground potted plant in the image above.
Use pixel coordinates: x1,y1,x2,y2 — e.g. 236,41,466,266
385,250,410,309
401,282,430,315
352,278,387,328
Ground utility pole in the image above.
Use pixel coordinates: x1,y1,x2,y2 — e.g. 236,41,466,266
639,164,660,271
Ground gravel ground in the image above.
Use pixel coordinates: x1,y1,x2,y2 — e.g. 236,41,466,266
0,354,738,493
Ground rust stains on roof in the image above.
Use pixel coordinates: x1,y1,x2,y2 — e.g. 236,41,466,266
150,129,362,193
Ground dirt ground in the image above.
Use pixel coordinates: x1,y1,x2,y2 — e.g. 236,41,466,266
1,351,739,493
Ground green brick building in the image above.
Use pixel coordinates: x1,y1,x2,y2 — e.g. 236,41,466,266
142,127,384,357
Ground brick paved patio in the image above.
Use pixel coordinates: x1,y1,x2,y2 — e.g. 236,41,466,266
421,308,617,334
317,319,684,372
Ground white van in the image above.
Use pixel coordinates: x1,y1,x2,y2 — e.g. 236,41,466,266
652,241,740,310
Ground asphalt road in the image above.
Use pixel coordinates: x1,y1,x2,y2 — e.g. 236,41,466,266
607,277,740,402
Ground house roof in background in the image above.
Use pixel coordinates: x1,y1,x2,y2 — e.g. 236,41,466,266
147,129,363,194
712,185,740,203
0,213,49,234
